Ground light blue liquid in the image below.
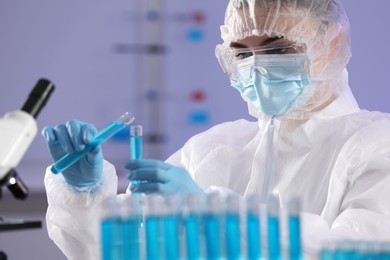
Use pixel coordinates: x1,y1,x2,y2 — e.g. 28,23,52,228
247,213,261,260
101,217,122,260
376,251,390,259
204,214,221,260
289,216,302,260
268,215,281,260
130,136,143,160
122,216,140,260
164,215,180,260
319,249,334,260
145,216,161,260
226,213,241,260
51,121,127,174
184,214,201,260
333,249,358,260
130,134,143,186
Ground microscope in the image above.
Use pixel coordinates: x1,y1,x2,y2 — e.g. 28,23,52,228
0,78,54,260
0,78,55,200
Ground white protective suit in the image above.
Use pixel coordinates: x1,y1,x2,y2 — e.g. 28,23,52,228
45,0,390,259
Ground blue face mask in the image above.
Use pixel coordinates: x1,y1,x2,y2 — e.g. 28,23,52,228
231,53,310,116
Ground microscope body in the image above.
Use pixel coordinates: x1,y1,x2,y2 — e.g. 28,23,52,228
0,111,37,179
0,111,37,199
0,78,54,199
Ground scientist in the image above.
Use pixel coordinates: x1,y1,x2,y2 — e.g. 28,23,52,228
42,0,390,259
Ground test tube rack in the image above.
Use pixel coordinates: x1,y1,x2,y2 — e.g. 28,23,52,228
99,193,302,260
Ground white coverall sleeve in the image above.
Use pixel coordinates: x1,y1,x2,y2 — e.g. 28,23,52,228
301,159,390,259
44,160,119,260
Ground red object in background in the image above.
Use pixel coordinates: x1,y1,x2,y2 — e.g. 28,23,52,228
190,90,206,102
192,11,206,24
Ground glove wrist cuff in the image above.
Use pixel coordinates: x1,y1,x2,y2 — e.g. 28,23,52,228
65,177,104,194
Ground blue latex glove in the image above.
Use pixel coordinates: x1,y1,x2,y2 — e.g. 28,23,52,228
126,159,204,194
41,119,103,187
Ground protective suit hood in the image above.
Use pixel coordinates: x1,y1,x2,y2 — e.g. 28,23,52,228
216,0,356,120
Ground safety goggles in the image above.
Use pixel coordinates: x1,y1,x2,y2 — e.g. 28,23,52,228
216,44,306,81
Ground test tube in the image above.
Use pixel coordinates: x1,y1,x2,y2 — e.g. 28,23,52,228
100,196,122,260
246,195,262,260
51,112,135,174
267,195,281,260
130,125,143,187
378,242,390,259
319,242,336,260
163,194,181,260
287,197,302,260
183,194,205,260
333,240,358,260
130,125,143,160
121,195,143,260
225,194,242,260
143,195,164,260
204,192,224,260
358,241,385,260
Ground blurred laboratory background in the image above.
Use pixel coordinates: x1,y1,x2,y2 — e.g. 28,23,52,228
0,0,389,259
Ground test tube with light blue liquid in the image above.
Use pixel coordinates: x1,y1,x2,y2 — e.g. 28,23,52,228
163,194,181,260
204,192,223,260
130,125,143,228
51,112,135,174
333,241,359,260
225,194,242,260
100,196,123,260
183,194,204,260
246,195,262,260
319,242,335,260
144,195,164,260
356,241,389,260
130,125,143,160
378,242,390,259
267,195,281,260
287,197,302,260
122,195,143,260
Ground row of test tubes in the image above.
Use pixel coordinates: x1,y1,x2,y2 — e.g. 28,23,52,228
100,193,302,260
319,240,390,259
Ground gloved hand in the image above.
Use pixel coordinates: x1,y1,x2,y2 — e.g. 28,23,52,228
42,119,103,187
126,159,204,195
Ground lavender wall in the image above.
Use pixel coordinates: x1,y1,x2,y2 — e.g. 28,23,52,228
0,1,389,259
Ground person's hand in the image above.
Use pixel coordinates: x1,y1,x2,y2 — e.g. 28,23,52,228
41,119,103,187
126,159,204,195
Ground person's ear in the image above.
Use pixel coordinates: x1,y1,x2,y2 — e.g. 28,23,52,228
309,23,351,80
328,23,350,61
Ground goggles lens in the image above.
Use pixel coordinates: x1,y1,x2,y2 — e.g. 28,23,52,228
216,44,306,81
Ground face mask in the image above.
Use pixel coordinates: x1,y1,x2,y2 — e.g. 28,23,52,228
231,53,310,116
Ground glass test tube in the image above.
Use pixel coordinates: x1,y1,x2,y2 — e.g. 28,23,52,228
333,241,359,260
288,197,302,260
122,195,143,260
130,125,143,186
51,112,135,174
163,195,181,260
130,125,143,160
101,196,123,260
225,194,242,260
267,195,281,260
183,194,204,260
144,195,164,260
246,195,262,260
204,192,223,260
319,242,335,260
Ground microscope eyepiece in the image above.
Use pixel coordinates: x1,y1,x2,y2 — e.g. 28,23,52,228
21,78,55,119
